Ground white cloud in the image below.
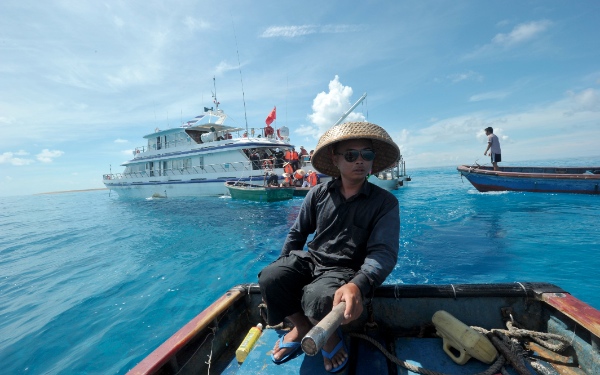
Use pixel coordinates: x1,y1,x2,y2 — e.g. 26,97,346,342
113,16,124,28
562,88,600,115
492,20,551,47
183,17,209,32
261,24,361,38
0,152,34,166
36,149,64,163
215,61,239,75
114,138,128,143
469,91,510,102
447,70,483,83
464,20,552,59
307,75,366,136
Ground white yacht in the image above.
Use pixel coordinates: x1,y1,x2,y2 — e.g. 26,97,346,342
367,156,410,191
103,106,309,198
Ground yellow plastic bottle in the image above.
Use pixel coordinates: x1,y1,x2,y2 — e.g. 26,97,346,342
235,323,263,363
432,310,498,365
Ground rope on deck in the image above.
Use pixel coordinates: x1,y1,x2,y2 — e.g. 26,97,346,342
348,332,506,375
351,311,572,375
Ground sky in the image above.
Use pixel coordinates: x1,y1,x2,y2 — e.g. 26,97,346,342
1,1,600,196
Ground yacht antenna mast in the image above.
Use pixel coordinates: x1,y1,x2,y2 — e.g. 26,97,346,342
332,92,367,127
231,20,249,133
212,77,219,111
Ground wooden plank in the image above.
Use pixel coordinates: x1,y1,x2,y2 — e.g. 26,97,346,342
527,342,585,375
542,293,600,339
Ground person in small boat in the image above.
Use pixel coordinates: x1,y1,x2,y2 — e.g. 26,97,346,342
280,173,292,187
266,172,279,187
484,126,501,171
258,121,400,372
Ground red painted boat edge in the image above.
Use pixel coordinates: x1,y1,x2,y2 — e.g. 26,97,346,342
542,292,600,339
126,288,245,375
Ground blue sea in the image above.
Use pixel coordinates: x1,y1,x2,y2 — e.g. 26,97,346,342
1,158,599,374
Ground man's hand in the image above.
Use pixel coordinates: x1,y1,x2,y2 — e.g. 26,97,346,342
333,283,363,324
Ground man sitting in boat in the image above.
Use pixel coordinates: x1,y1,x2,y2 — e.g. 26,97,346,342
258,121,400,372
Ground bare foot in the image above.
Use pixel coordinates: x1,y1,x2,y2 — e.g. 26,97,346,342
322,331,348,371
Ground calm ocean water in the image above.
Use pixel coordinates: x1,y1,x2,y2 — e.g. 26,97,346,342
1,158,599,374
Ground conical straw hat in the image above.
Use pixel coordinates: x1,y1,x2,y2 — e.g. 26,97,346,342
311,121,399,177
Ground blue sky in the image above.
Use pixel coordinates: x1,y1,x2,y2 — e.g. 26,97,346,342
1,1,599,196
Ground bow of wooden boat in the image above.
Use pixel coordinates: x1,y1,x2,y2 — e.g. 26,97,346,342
126,282,600,375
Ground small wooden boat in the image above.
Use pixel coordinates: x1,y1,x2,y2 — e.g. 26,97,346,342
126,282,600,374
458,164,600,194
292,187,312,197
225,181,294,202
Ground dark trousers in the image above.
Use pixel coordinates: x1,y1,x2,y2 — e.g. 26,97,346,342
258,251,355,325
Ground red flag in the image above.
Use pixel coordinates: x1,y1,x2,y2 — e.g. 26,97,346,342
265,106,276,125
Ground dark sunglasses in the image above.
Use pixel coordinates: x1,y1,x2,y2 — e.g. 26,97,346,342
335,149,376,162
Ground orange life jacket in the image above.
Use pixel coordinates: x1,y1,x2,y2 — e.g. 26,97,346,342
284,164,294,175
307,172,318,187
290,151,299,161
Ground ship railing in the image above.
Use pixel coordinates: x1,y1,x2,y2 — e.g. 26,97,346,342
136,129,289,155
104,161,260,180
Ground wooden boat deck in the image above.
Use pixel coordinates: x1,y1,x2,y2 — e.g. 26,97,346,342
127,283,600,375
215,329,504,374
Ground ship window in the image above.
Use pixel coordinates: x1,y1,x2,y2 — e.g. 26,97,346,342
198,156,204,170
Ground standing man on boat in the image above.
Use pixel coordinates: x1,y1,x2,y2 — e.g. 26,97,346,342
259,122,400,372
484,127,501,171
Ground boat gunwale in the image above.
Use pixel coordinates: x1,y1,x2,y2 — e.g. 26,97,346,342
126,287,246,375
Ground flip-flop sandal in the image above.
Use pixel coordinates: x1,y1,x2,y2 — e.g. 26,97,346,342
321,329,349,373
271,336,302,364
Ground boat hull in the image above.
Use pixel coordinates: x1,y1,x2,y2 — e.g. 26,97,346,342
458,165,600,194
126,282,600,375
292,187,311,197
225,182,294,202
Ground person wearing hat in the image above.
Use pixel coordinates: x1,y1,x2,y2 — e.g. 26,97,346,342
283,161,294,176
280,172,292,187
259,122,400,372
484,127,501,171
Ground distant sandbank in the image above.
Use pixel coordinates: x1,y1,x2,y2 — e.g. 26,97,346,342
35,188,109,195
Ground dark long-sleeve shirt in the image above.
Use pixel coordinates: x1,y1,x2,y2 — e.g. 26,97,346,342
281,179,400,299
